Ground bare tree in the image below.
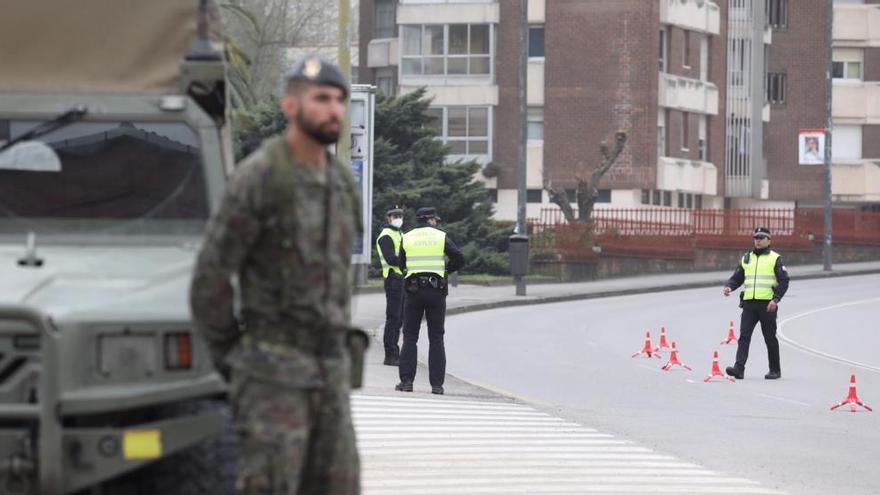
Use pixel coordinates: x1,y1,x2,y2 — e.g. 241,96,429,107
221,0,331,105
544,131,627,225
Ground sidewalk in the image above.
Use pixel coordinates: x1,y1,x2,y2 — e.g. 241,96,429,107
351,260,880,396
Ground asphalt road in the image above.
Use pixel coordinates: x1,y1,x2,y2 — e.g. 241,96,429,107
437,274,880,494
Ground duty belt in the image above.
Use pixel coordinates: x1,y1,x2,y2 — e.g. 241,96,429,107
410,274,447,289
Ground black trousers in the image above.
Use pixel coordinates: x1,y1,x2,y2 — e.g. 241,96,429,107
382,274,405,359
735,300,781,373
399,286,447,387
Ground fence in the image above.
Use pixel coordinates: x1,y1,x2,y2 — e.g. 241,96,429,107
528,208,880,256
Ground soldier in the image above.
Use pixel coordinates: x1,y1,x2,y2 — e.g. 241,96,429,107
395,207,465,395
376,205,405,366
189,55,362,494
722,227,790,380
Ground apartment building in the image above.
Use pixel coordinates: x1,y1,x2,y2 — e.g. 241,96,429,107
358,0,876,221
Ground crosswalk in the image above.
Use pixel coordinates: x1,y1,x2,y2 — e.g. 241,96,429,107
352,394,784,495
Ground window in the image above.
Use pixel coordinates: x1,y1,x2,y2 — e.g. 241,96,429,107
659,29,668,72
681,112,690,151
695,195,703,209
529,27,545,58
641,189,651,205
682,30,691,68
678,192,685,208
832,61,863,80
698,115,708,161
686,193,693,209
658,109,667,157
652,189,661,206
401,24,492,76
767,72,787,104
767,0,788,29
597,189,611,203
428,106,491,157
526,189,543,203
832,125,862,160
374,0,396,39
487,189,498,203
527,109,544,141
663,191,672,207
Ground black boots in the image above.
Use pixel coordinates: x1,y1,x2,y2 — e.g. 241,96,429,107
725,366,744,380
765,370,781,380
394,382,413,392
431,386,444,395
383,355,399,366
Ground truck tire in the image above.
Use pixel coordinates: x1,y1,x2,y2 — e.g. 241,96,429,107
98,399,239,495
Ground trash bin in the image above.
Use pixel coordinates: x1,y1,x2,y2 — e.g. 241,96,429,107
508,234,529,277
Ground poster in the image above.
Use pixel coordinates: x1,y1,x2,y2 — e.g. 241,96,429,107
798,129,825,165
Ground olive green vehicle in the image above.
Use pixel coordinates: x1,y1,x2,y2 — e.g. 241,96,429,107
0,1,238,493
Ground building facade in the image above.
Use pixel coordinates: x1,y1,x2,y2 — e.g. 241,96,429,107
359,0,879,221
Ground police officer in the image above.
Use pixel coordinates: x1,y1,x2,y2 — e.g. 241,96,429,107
190,55,362,494
722,227,790,380
395,207,464,395
376,205,405,365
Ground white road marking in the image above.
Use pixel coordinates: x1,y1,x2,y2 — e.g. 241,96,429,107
756,393,812,407
352,394,785,494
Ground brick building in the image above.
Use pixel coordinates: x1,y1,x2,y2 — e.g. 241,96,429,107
358,0,880,221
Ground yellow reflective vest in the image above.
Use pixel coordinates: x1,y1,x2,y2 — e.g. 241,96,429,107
402,227,446,278
376,227,403,278
741,250,780,301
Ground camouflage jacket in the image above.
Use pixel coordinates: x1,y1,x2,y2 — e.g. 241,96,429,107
189,135,361,387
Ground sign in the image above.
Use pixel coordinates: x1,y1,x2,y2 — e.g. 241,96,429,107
349,86,375,265
798,129,825,165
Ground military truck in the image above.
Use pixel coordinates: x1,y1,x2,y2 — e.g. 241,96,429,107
0,1,237,493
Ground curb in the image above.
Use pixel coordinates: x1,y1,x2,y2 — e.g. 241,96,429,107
444,268,880,317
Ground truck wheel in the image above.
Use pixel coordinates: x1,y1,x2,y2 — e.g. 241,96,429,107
99,399,239,495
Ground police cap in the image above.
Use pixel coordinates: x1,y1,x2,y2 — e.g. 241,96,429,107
386,205,404,216
285,55,349,98
753,227,772,239
416,207,440,220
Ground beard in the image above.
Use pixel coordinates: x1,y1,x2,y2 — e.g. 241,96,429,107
296,110,341,145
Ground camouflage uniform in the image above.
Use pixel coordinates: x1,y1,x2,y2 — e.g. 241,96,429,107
190,135,362,494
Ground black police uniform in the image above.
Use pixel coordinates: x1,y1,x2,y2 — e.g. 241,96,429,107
396,208,465,395
724,228,790,379
377,208,405,365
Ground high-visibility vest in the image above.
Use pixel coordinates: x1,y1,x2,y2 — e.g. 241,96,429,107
741,250,780,300
402,227,446,278
376,227,403,278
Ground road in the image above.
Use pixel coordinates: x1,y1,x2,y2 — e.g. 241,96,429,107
428,274,880,494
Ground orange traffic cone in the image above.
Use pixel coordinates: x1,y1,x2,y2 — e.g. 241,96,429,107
720,320,737,345
704,351,735,382
632,331,662,359
830,374,873,413
654,326,671,352
662,342,692,371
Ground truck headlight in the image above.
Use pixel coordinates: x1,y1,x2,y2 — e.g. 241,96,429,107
98,333,157,379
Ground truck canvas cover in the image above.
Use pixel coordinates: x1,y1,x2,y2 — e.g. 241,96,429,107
0,0,205,93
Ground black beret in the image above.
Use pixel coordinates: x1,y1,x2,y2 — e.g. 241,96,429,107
286,55,349,97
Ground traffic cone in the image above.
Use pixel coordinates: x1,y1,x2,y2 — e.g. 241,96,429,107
662,342,692,371
632,331,662,359
704,351,735,382
720,320,738,345
654,326,671,352
830,374,873,413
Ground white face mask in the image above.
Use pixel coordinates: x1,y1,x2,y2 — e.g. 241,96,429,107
390,218,403,229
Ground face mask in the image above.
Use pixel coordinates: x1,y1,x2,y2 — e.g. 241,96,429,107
391,218,403,229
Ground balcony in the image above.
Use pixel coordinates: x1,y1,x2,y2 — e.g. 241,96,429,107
397,1,499,25
367,38,399,68
832,160,880,203
833,4,880,46
656,156,718,196
659,0,721,35
658,73,719,115
833,82,880,124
